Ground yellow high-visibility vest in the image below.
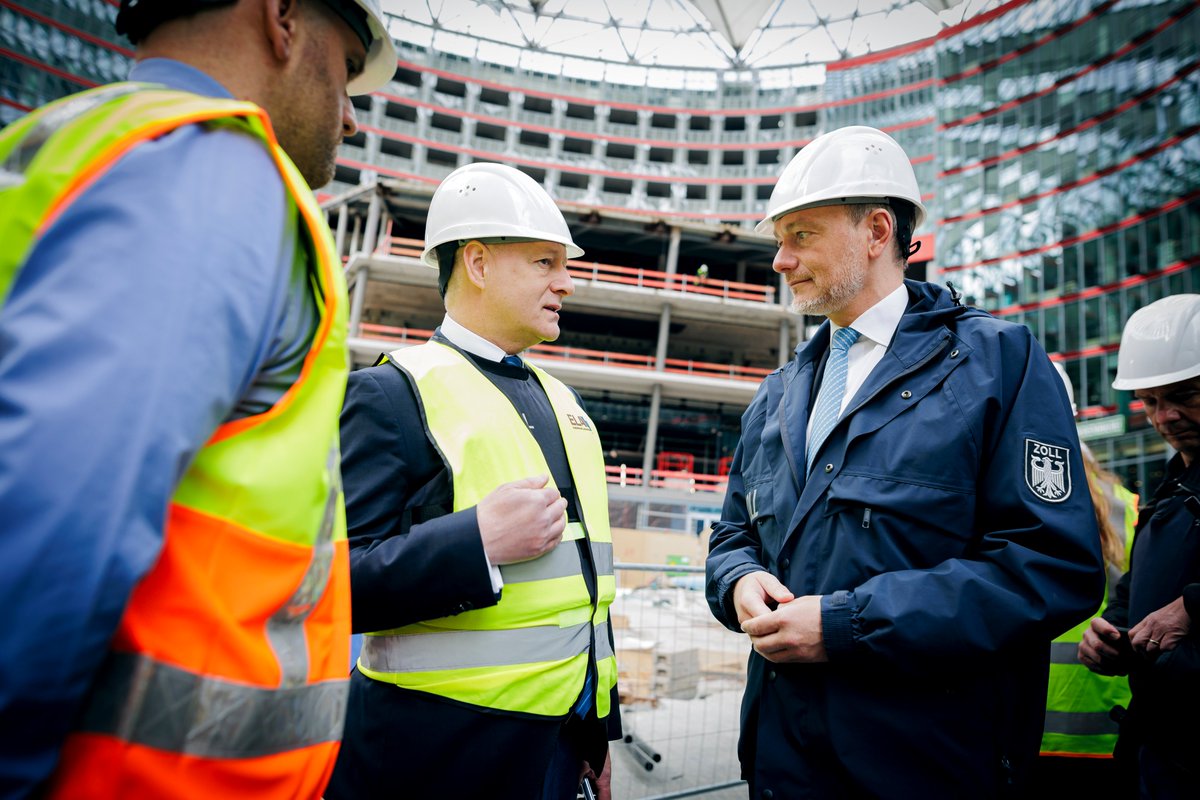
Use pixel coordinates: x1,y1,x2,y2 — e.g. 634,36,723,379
360,341,617,719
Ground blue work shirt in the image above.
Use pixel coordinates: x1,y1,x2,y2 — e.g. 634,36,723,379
0,59,316,797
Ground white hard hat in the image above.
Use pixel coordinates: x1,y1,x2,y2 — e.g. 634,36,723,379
756,126,926,235
1052,361,1078,416
342,0,398,95
1112,294,1200,390
421,163,584,268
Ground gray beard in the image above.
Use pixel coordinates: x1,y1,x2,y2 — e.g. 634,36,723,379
788,269,865,317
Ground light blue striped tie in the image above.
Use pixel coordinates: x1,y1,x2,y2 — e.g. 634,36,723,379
807,326,861,473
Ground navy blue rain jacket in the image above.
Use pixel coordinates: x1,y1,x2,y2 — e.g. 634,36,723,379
706,280,1104,798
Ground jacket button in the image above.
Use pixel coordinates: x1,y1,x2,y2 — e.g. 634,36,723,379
762,790,774,799
901,390,912,399
780,558,790,571
824,463,833,473
767,670,776,681
950,349,960,358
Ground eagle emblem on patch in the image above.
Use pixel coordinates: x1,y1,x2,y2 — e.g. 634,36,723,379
1025,439,1071,503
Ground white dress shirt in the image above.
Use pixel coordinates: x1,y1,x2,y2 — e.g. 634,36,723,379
806,283,908,440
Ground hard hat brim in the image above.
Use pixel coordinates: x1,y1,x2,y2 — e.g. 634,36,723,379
346,16,398,95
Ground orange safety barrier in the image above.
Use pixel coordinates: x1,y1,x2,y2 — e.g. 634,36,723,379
357,324,435,344
375,235,777,304
604,464,728,493
354,326,771,383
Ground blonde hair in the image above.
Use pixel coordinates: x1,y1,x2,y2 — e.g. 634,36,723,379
1083,447,1129,571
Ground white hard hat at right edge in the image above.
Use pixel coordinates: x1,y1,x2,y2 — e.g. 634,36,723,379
1112,294,1200,391
757,126,926,235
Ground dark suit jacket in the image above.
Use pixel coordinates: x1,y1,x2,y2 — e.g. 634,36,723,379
328,345,618,800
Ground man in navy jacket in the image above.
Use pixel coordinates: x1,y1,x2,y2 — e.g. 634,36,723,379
705,126,1104,798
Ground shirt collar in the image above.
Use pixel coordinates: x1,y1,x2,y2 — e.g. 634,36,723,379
127,59,234,99
832,283,907,348
439,313,511,363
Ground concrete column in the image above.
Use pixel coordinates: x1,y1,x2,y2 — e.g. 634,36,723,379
637,108,652,139
551,98,566,129
641,384,663,484
334,205,349,261
664,225,682,277
349,263,369,336
654,303,671,369
360,185,383,257
595,105,610,136
465,82,481,113
419,71,436,103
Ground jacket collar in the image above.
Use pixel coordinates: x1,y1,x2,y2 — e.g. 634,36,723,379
774,280,979,554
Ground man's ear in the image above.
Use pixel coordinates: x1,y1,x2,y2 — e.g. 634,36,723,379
866,208,894,259
462,241,490,289
262,0,301,63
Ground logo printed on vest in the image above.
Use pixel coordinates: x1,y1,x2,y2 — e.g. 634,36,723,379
1025,439,1072,503
566,413,592,432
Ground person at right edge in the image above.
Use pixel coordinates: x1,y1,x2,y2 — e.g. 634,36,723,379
1033,363,1137,795
1079,294,1200,799
705,125,1104,799
326,163,619,800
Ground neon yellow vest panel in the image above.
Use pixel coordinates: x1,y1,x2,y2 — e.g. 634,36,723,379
359,341,617,718
0,82,349,552
1041,481,1138,756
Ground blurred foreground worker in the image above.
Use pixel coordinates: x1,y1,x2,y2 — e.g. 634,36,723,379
326,163,620,800
1033,363,1136,794
0,0,396,797
704,125,1104,799
1079,294,1200,799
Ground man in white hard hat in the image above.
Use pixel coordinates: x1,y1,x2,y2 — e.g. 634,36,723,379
0,1,395,797
1079,294,1200,798
328,162,620,800
705,125,1103,797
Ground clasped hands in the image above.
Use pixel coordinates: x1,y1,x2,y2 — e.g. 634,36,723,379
733,571,827,663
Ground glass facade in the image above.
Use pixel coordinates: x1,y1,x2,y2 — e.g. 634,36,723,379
4,0,1196,495
0,0,128,123
822,0,1200,497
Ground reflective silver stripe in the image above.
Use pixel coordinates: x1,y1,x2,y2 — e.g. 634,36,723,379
363,621,592,673
1106,486,1129,540
265,445,340,687
501,541,582,584
3,84,141,176
79,652,347,759
595,620,614,661
591,540,614,577
1043,709,1119,737
1050,641,1080,664
499,540,613,584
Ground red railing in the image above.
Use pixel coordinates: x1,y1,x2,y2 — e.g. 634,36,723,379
604,465,728,493
354,325,772,384
375,235,776,304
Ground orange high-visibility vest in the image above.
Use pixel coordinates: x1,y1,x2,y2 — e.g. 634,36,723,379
0,84,351,799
